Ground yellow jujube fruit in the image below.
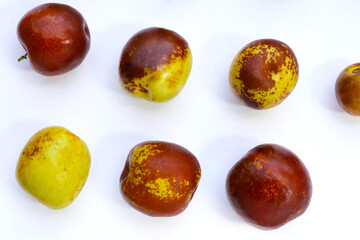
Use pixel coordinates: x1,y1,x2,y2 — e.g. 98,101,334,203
16,126,91,209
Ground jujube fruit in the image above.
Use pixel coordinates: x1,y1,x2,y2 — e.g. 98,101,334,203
226,144,312,229
120,141,201,216
119,27,192,102
16,126,91,209
229,39,299,109
17,3,91,76
335,63,360,116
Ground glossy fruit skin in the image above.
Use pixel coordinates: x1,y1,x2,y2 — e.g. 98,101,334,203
335,63,360,116
226,144,312,229
16,126,91,209
229,39,299,109
119,27,192,102
17,3,90,76
120,141,201,217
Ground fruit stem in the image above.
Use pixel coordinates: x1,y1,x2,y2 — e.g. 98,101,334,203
353,68,360,74
18,53,28,62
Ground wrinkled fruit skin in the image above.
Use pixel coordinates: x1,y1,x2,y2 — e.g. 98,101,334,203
120,141,201,217
335,63,360,116
226,144,312,229
17,3,90,76
229,39,299,109
16,126,91,209
119,27,192,102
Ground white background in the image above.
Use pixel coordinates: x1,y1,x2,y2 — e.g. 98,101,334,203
0,0,359,239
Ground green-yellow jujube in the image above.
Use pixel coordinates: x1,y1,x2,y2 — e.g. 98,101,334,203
16,126,91,209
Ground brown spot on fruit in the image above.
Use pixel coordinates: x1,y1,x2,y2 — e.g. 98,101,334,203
226,144,312,229
120,141,201,217
353,68,360,74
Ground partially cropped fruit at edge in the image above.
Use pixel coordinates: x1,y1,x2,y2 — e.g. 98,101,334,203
226,144,312,229
120,141,201,216
229,39,299,109
16,126,91,209
119,27,192,102
335,63,360,116
17,3,90,76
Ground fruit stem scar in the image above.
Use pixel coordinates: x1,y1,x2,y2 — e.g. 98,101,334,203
18,53,28,62
353,68,360,74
